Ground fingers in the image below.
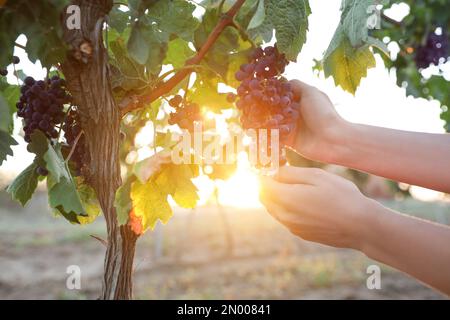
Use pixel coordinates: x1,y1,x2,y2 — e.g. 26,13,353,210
289,79,315,100
259,175,310,210
274,166,324,185
259,195,285,221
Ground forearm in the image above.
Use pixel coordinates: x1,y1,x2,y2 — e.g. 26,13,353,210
329,122,450,193
360,200,450,295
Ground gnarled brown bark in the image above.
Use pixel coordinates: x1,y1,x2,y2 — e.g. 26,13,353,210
61,0,136,300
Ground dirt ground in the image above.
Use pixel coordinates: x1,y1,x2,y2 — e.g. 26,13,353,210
0,191,448,300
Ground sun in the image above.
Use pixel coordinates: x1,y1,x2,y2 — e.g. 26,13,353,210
215,153,263,208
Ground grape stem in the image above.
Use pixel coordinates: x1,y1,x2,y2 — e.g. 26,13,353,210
66,130,84,164
119,0,247,116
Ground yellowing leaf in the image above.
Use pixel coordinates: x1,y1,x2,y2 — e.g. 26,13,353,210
76,179,102,225
155,164,199,209
130,179,172,231
133,151,171,184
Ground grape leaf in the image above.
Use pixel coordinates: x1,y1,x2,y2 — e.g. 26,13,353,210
147,0,199,42
27,130,49,168
133,152,171,184
127,23,151,65
6,162,39,206
247,0,266,30
190,74,233,112
130,179,172,231
0,84,19,133
45,143,87,219
264,0,311,61
115,176,135,226
164,38,195,69
194,8,240,79
323,34,376,94
155,164,200,209
44,143,69,183
0,130,17,166
0,95,12,133
47,175,87,220
76,179,102,225
108,6,129,33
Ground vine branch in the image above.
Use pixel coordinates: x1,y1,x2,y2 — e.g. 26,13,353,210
119,0,247,116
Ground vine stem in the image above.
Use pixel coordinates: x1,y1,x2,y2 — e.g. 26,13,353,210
119,0,247,116
65,130,83,163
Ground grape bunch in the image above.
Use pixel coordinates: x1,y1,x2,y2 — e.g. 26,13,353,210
234,45,301,166
16,75,70,175
17,76,69,143
415,30,449,69
168,94,202,131
63,108,89,177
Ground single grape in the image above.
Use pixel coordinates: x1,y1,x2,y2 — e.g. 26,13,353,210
235,70,248,81
226,93,237,103
36,167,49,176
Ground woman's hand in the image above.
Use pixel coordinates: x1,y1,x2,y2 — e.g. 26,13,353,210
288,80,349,163
260,166,450,295
259,165,375,250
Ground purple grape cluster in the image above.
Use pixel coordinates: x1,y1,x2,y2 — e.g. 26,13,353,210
168,95,202,131
63,108,88,177
415,30,449,69
234,46,301,165
17,76,68,143
17,75,70,176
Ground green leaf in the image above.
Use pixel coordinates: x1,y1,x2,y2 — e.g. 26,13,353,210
109,37,148,90
164,38,195,69
108,6,129,33
45,143,87,219
115,176,135,226
0,84,20,133
323,35,376,94
47,175,87,219
145,33,168,76
127,23,151,64
264,0,311,61
6,162,39,206
130,179,172,231
0,130,17,166
340,0,373,48
194,8,241,78
27,130,49,168
147,0,200,41
190,74,232,112
44,144,69,183
247,0,266,30
0,94,12,133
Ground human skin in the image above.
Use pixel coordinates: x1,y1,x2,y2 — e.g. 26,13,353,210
259,80,450,295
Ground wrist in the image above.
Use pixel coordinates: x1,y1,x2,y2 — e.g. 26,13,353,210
353,198,386,255
319,119,355,165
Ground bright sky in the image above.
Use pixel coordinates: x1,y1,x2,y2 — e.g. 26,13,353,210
1,0,447,204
